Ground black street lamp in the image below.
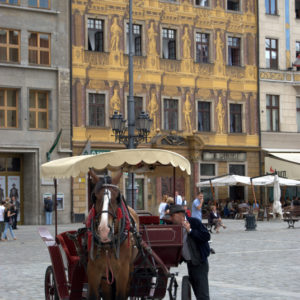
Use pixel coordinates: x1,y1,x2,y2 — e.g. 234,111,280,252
110,110,152,147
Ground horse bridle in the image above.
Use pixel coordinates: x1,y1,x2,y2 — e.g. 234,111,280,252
91,183,127,256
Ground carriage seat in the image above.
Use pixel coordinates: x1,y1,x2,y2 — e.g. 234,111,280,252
56,231,80,280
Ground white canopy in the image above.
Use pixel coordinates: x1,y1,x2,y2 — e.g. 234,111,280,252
251,175,300,186
41,148,191,179
196,175,251,187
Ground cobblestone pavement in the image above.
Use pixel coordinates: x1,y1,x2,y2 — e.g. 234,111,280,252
1,219,300,299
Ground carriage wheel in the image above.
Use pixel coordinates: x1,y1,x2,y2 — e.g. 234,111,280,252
181,276,191,300
45,266,59,300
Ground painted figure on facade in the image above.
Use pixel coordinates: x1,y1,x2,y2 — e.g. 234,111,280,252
214,31,225,76
184,93,192,133
110,17,122,52
216,95,225,133
148,21,157,56
182,27,191,59
110,88,121,113
148,89,159,130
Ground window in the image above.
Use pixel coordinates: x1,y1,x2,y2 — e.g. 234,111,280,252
196,33,209,63
0,29,20,63
265,0,277,15
28,32,50,65
266,95,279,132
0,88,18,128
88,93,105,127
227,0,240,11
162,28,176,60
198,101,211,131
296,0,300,18
228,36,241,66
0,0,19,5
126,24,142,56
127,96,143,120
28,0,50,9
88,19,104,52
265,38,278,69
164,99,178,130
230,104,242,133
200,163,215,176
229,164,245,201
125,177,144,210
29,90,48,129
297,97,300,132
296,41,300,57
195,0,209,6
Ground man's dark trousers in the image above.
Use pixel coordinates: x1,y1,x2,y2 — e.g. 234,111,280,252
187,259,209,300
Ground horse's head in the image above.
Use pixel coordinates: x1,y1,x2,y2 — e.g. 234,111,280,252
93,178,122,244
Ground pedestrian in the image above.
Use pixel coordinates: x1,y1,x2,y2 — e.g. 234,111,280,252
209,205,226,233
169,205,210,300
175,191,183,205
2,200,16,241
44,196,53,225
192,191,204,221
0,200,5,240
164,197,174,215
158,194,168,224
10,196,18,229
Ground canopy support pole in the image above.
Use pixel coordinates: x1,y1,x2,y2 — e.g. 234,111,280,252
251,178,257,206
209,179,216,205
173,167,176,201
54,178,57,238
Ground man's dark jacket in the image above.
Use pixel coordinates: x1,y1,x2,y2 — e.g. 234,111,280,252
186,216,211,265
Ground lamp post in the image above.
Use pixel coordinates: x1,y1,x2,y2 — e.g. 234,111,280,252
110,0,152,208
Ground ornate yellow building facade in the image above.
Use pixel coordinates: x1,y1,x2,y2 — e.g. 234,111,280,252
72,0,260,218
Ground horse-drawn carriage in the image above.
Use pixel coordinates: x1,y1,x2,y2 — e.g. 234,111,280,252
39,149,192,300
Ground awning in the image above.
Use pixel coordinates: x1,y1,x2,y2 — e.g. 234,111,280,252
196,175,251,187
41,148,191,179
265,153,300,180
252,175,300,186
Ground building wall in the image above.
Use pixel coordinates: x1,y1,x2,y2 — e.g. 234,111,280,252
72,0,259,215
259,0,300,150
0,1,71,224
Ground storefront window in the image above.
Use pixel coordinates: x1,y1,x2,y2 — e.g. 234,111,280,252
7,157,20,171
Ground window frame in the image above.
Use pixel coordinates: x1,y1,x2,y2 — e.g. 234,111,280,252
265,38,278,69
88,93,106,127
265,0,277,15
0,88,18,129
28,32,51,66
28,0,50,9
195,32,210,63
0,0,20,5
266,94,280,132
0,28,20,63
194,0,210,8
226,0,242,12
161,26,180,60
227,35,242,66
85,15,108,53
124,22,144,56
87,18,104,53
197,100,212,132
162,97,180,131
86,89,109,127
28,90,49,130
229,103,243,133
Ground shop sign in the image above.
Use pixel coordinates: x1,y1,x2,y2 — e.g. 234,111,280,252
91,149,111,155
203,152,246,162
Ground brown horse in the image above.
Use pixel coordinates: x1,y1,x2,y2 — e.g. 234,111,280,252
87,176,139,300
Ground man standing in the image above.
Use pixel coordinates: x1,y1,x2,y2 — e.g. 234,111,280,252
44,196,53,225
175,191,183,205
192,192,204,221
169,205,210,300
